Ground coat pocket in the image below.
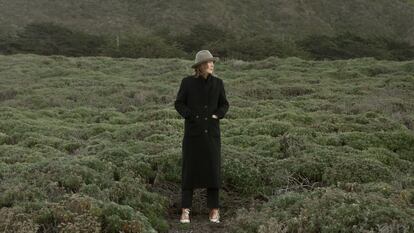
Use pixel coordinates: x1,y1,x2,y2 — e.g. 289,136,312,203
209,117,220,137
185,114,202,136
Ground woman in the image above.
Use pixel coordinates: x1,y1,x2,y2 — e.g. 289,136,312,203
174,50,229,223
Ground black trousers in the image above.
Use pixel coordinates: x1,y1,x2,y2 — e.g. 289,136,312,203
181,188,219,208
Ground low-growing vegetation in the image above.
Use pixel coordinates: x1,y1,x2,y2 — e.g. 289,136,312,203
0,54,413,232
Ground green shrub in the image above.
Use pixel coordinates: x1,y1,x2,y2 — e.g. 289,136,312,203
322,157,393,185
229,187,414,233
361,147,413,174
244,120,292,137
338,132,383,150
280,86,314,97
14,22,107,57
222,153,264,195
0,207,39,233
275,154,328,184
115,33,185,58
375,131,414,162
278,133,307,158
297,32,414,61
173,22,230,53
214,34,310,61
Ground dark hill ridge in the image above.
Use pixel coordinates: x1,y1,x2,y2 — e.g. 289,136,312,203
1,0,414,44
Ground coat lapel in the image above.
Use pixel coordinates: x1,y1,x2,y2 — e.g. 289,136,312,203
195,74,214,96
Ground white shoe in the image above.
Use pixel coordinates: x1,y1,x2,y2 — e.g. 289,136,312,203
180,208,190,223
209,209,220,223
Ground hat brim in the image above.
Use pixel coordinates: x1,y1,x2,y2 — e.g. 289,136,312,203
191,57,219,68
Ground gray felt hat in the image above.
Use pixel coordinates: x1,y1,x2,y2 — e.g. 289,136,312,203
191,50,219,68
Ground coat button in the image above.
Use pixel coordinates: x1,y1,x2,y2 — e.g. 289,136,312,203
204,117,207,120
204,129,208,133
204,105,207,108
196,115,199,118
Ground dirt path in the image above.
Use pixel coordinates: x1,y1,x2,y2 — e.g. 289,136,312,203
150,181,250,233
166,207,229,233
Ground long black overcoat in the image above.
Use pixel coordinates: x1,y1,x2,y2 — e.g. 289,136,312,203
174,73,229,190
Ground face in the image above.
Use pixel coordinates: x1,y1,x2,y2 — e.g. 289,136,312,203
202,61,215,74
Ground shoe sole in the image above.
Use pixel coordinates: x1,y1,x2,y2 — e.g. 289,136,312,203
209,218,220,223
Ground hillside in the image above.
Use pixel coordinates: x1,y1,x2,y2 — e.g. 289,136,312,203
0,54,413,232
1,0,414,44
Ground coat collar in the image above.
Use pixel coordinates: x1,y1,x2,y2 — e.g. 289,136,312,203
192,73,214,94
195,73,213,82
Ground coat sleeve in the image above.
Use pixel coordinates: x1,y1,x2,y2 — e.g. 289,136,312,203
174,78,194,119
213,79,229,119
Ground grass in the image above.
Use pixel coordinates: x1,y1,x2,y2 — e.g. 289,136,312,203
0,53,413,232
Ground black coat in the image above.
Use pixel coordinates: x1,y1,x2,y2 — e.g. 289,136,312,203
174,73,229,190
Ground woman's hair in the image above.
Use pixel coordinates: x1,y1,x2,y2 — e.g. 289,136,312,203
194,62,207,78
193,61,214,78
